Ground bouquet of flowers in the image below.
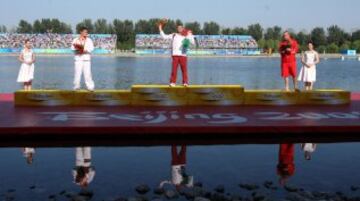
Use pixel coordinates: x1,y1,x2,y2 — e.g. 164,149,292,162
74,43,84,54
157,18,168,28
281,40,292,54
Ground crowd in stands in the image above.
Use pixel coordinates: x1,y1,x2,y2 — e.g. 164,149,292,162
136,35,258,49
0,33,117,50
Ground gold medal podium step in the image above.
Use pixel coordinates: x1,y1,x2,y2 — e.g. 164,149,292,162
14,86,350,106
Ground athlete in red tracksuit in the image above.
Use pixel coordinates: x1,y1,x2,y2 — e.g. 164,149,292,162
159,24,195,87
277,143,295,186
279,31,299,91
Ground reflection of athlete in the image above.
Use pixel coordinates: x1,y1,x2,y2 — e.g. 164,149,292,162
301,143,317,160
22,147,35,165
72,147,95,188
277,144,295,186
160,145,193,190
279,31,299,92
159,23,195,87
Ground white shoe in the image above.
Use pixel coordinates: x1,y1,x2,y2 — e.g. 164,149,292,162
169,83,176,87
183,83,189,87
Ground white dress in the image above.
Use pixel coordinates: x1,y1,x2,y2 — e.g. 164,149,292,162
298,51,317,82
17,49,35,83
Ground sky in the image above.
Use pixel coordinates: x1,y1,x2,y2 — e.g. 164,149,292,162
1,0,359,32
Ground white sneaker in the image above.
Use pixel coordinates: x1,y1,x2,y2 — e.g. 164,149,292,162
169,83,176,87
183,83,189,87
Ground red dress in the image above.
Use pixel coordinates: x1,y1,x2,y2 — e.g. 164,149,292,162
277,144,295,178
279,39,299,78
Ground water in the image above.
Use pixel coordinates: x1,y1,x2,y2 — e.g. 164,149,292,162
1,56,360,200
0,56,359,93
1,144,360,200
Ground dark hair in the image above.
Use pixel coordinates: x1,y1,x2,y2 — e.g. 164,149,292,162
79,26,88,32
307,41,314,45
24,39,30,43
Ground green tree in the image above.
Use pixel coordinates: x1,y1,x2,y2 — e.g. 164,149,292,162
163,19,177,33
339,41,351,52
351,30,360,41
231,27,247,35
135,19,151,34
76,19,94,33
326,43,339,53
327,25,347,46
185,22,202,35
351,40,360,52
94,19,111,34
0,25,7,33
247,23,263,41
264,26,282,40
221,28,231,35
17,20,33,33
203,21,220,35
295,31,310,47
113,19,135,49
310,27,327,47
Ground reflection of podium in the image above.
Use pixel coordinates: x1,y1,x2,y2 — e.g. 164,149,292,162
14,86,351,107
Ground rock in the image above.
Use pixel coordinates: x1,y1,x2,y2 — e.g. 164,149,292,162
151,198,163,201
214,185,225,194
128,197,142,201
153,188,164,195
136,184,151,195
79,189,94,200
48,194,56,199
263,181,273,189
164,190,178,199
71,195,88,201
285,193,308,201
194,197,210,201
29,185,36,190
239,184,260,191
210,193,228,201
59,190,66,195
113,197,127,201
351,186,360,191
194,182,203,188
284,185,298,193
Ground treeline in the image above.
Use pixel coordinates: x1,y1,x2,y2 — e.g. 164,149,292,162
1,18,360,52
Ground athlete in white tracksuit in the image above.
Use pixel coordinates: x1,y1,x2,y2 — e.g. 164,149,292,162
71,27,95,91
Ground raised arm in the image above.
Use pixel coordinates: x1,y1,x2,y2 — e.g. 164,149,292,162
187,31,195,45
159,25,173,40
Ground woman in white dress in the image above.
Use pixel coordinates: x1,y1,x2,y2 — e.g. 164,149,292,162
298,42,320,91
17,39,35,91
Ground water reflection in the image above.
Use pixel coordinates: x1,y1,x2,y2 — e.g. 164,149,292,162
160,145,193,190
301,143,317,160
277,144,295,186
4,143,360,201
21,147,35,165
73,147,95,188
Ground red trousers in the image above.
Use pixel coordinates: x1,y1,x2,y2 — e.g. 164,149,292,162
171,56,189,84
171,145,187,165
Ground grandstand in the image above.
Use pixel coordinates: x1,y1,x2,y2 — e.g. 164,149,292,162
135,34,261,55
0,33,117,54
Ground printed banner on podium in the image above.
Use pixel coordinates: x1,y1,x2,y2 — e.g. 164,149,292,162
297,89,351,105
244,90,299,105
73,90,132,106
15,90,74,106
187,85,244,106
131,85,188,106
